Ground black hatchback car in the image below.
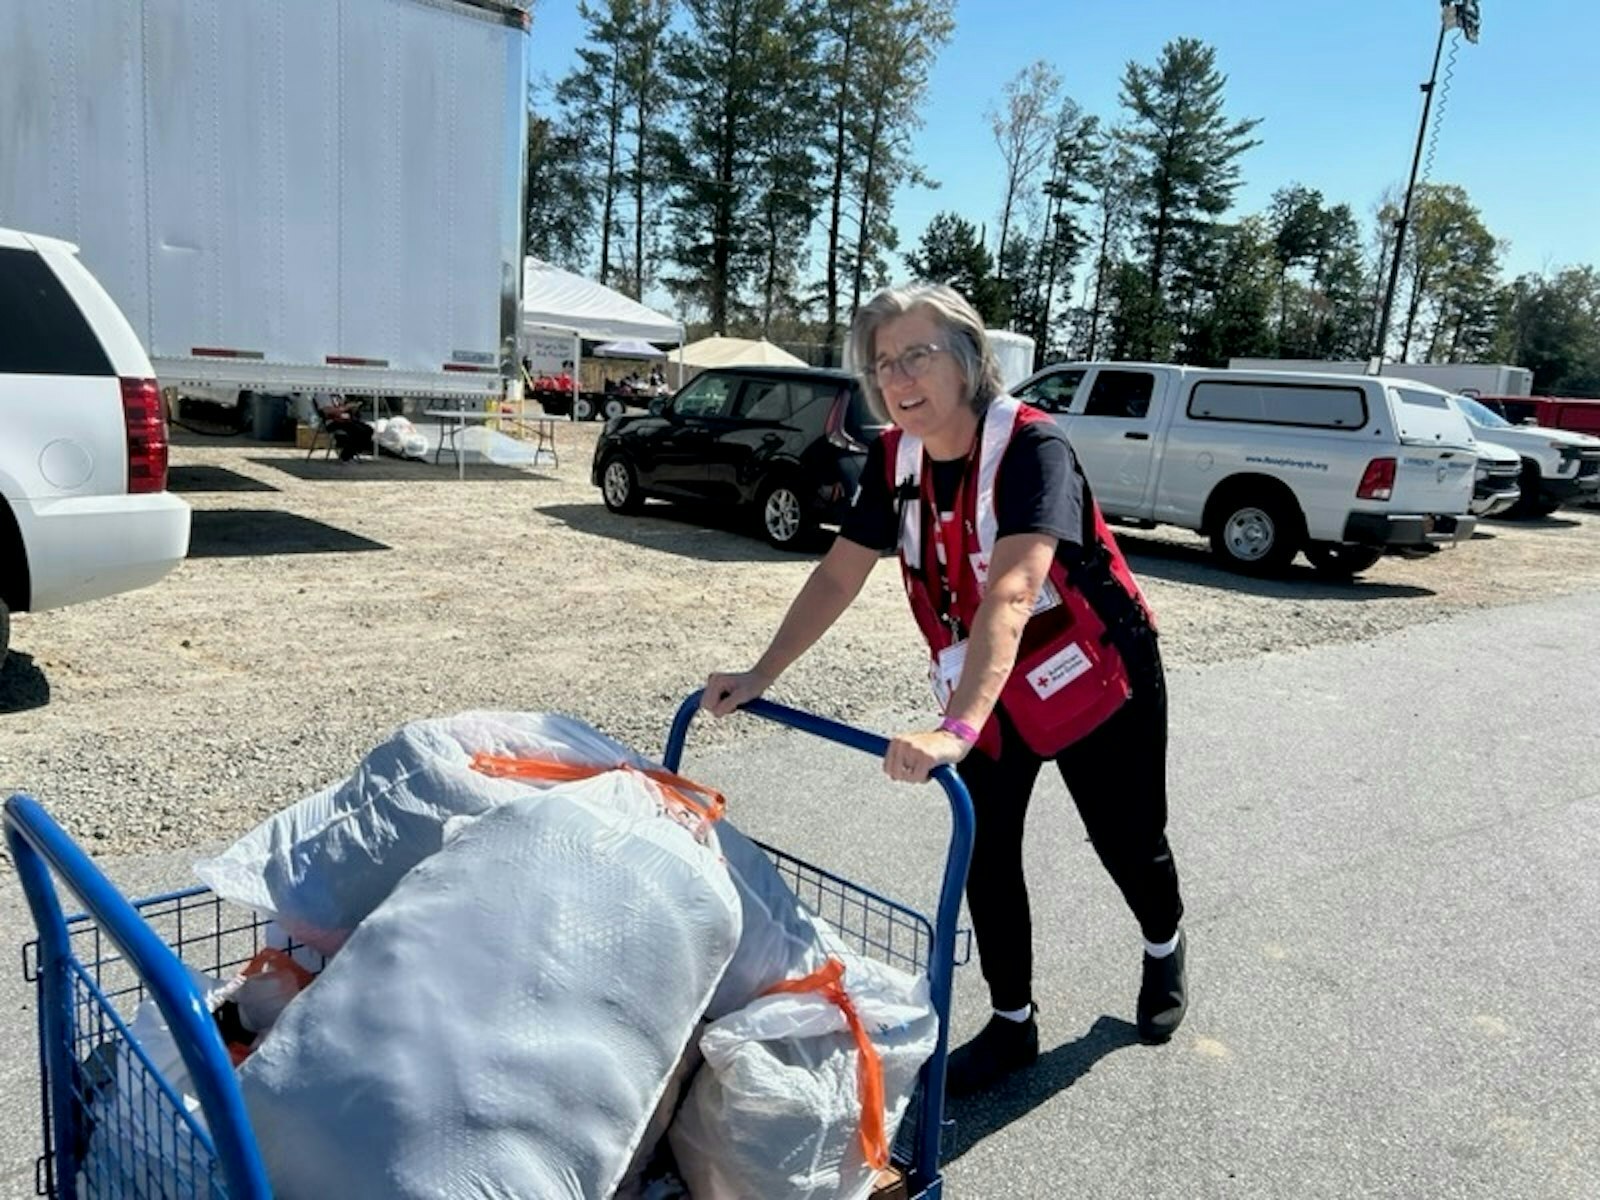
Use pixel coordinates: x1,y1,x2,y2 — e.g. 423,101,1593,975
591,365,887,548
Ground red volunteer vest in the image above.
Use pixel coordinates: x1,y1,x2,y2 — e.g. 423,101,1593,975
886,396,1154,758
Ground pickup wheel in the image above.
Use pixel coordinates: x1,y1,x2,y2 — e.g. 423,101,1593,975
1208,490,1302,573
1304,542,1383,578
1509,460,1545,518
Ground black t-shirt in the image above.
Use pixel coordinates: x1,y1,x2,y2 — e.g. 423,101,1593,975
839,415,1087,554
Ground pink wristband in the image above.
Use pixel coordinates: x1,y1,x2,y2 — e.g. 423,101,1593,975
939,716,979,745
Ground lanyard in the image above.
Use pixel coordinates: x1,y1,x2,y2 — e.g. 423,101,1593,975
920,444,979,642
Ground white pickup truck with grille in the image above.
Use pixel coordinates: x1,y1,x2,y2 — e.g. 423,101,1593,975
1011,363,1481,577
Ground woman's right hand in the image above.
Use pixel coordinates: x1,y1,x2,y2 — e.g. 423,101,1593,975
702,670,773,717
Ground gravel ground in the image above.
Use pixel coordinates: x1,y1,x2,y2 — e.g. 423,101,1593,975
4,420,1600,864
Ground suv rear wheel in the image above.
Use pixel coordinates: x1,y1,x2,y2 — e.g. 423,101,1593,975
601,455,644,513
758,478,815,549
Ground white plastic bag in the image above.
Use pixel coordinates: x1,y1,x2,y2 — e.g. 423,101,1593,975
705,822,831,1020
194,712,659,953
81,962,231,1199
240,777,742,1200
670,953,938,1200
373,415,430,459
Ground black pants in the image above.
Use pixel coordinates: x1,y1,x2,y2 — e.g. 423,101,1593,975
955,632,1183,1011
330,418,374,461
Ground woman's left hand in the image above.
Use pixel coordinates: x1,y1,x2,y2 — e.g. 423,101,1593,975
882,729,970,784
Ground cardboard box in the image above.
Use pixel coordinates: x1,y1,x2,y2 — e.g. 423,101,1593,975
294,424,317,450
870,1167,909,1200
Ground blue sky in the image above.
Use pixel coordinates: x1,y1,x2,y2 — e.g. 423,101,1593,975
527,0,1599,287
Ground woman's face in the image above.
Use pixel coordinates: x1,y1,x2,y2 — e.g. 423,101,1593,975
872,309,973,451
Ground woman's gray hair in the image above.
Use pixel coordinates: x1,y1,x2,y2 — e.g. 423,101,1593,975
848,283,1005,421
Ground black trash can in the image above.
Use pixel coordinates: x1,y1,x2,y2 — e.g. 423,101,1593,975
248,392,294,442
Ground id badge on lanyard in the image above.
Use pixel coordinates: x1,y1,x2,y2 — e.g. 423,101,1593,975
928,499,970,711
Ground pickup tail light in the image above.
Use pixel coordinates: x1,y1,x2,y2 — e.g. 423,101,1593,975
121,377,169,493
1357,456,1396,501
824,392,869,454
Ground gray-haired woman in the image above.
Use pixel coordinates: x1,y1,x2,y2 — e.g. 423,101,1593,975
703,284,1186,1096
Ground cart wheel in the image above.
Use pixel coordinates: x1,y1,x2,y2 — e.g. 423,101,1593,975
573,395,597,421
601,396,628,421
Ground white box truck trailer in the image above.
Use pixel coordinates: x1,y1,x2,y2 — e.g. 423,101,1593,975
1229,358,1533,398
0,0,529,408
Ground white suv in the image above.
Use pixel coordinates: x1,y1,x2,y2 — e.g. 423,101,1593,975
0,227,190,665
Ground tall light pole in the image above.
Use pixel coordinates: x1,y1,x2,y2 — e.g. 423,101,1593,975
1372,2,1480,365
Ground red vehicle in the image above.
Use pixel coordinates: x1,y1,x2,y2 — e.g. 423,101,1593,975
1479,394,1600,438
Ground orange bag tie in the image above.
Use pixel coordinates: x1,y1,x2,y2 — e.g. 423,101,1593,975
468,753,727,826
764,956,889,1171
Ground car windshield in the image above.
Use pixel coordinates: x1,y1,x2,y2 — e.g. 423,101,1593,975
1454,396,1513,429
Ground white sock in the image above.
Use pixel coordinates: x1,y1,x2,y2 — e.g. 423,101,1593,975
1144,932,1181,959
994,1004,1032,1023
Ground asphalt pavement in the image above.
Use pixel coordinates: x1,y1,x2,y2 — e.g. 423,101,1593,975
3,588,1597,1198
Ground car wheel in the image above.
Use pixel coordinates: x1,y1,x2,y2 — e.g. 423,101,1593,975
0,597,9,670
1208,491,1301,572
1304,542,1383,578
757,479,815,549
573,395,597,422
601,396,628,420
1509,460,1543,517
600,455,644,514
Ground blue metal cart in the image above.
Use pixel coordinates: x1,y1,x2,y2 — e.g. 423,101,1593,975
7,692,975,1199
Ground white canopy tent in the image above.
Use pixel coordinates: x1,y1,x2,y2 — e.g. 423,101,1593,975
593,338,667,360
675,336,806,369
521,258,683,345
520,259,684,411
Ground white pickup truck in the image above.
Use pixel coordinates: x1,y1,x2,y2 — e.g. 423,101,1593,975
1011,363,1481,576
1446,396,1600,516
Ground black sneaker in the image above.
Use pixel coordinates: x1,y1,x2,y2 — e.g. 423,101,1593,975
945,1007,1039,1098
1137,931,1187,1044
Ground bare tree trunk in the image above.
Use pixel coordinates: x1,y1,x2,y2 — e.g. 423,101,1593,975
822,0,856,355
1087,207,1113,360
849,106,884,314
632,102,646,300
598,53,624,287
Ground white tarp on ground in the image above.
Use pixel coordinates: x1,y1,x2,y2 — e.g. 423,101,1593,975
676,336,806,369
521,259,684,345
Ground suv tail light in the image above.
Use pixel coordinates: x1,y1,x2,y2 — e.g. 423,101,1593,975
824,391,868,453
121,377,169,493
1357,456,1395,501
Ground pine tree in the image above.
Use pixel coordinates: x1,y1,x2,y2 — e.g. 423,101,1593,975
1118,38,1261,358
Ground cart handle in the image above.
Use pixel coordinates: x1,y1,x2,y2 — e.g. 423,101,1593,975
4,794,273,1200
663,691,975,1186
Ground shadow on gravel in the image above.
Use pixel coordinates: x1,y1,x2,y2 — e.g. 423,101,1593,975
942,1014,1141,1163
0,653,50,714
167,465,279,494
1484,513,1584,531
249,456,554,484
1113,532,1436,600
538,502,839,563
188,510,389,558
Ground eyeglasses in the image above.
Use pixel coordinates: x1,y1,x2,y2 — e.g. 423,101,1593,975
873,343,946,385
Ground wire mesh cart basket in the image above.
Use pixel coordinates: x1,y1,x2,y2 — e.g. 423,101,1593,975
7,692,974,1199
